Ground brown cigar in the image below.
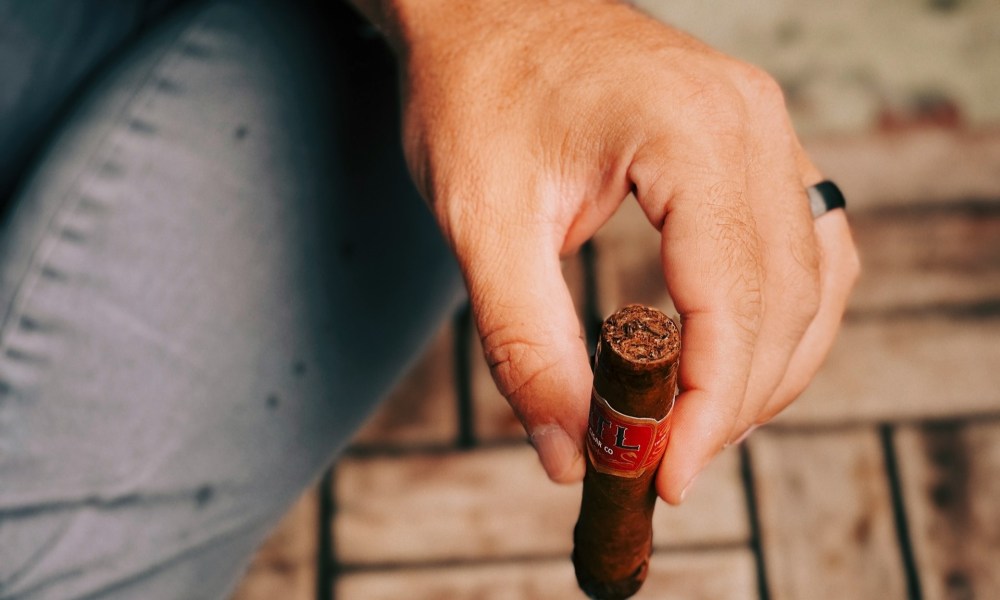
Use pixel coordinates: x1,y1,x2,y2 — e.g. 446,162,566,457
573,305,681,599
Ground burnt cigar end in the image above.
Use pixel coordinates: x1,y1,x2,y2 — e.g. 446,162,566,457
602,304,680,367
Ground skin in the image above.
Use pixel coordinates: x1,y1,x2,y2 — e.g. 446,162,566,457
349,0,860,504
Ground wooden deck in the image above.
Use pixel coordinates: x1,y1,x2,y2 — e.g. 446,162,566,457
230,129,1000,600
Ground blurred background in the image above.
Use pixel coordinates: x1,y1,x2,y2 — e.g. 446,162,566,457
231,0,1000,598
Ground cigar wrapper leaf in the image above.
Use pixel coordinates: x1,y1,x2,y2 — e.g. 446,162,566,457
572,305,681,600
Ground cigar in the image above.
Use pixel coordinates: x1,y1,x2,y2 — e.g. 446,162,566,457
573,305,681,599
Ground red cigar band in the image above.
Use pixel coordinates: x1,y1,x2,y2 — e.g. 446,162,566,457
585,388,673,479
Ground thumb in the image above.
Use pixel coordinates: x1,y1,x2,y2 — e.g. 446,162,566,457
461,228,591,483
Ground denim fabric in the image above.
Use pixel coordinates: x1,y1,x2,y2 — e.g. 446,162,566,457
0,0,176,199
0,1,462,598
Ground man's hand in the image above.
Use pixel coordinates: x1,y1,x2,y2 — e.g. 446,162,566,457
353,0,859,503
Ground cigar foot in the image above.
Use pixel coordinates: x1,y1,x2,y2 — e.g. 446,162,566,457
573,548,648,600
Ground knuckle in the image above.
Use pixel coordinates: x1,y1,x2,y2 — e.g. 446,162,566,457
723,62,791,135
699,75,742,108
734,292,764,343
684,62,787,128
738,64,787,110
718,276,764,347
481,327,559,403
678,73,746,132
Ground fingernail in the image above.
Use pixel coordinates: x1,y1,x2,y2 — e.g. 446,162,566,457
679,473,700,503
530,424,581,483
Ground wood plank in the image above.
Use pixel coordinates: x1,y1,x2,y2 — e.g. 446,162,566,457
335,446,578,565
750,428,907,600
350,323,458,448
653,447,749,550
894,420,1000,600
804,131,1000,211
779,316,1000,425
635,0,1000,134
848,201,1000,313
334,445,747,566
229,489,318,600
336,549,757,600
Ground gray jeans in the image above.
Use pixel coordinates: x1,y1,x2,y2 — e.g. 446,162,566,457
0,1,462,598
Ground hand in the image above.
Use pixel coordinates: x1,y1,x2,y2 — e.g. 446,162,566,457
357,0,859,503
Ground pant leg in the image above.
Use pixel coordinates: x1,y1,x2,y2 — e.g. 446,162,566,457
0,0,188,200
0,1,462,598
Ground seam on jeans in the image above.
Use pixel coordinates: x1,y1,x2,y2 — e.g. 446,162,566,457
0,515,75,597
0,483,248,596
73,516,261,600
0,8,202,363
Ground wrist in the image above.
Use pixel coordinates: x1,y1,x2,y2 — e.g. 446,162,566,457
346,0,458,56
349,0,622,57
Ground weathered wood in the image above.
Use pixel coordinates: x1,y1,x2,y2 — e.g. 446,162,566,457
334,445,747,566
336,446,577,565
894,420,1000,600
804,131,1000,211
849,201,1000,313
781,197,1000,423
229,489,318,600
652,447,749,549
779,316,1000,425
750,428,907,600
351,324,458,448
336,549,757,600
635,0,1000,135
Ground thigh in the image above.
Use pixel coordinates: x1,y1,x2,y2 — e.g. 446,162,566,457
0,1,461,598
0,0,183,199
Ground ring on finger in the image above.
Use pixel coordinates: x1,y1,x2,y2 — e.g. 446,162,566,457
807,180,846,219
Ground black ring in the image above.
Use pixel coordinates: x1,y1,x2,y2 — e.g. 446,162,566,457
807,180,846,219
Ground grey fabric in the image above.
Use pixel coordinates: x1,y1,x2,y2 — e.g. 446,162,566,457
0,1,462,598
0,0,173,198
